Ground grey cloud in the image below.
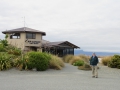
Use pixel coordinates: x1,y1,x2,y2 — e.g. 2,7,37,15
0,0,120,52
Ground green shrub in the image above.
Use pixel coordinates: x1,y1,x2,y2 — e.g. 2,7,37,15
13,52,51,71
49,55,65,70
101,56,112,66
28,52,51,71
108,55,120,68
73,60,84,66
0,53,12,70
0,39,8,46
0,44,6,52
117,61,120,69
63,54,74,63
26,56,35,70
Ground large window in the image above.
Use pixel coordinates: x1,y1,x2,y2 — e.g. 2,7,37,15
10,33,20,39
26,33,36,39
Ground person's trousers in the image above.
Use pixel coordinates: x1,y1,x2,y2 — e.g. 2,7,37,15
91,65,98,77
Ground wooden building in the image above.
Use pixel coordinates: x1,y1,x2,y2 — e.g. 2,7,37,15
42,40,79,57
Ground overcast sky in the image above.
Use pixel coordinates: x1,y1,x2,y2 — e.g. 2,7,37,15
0,0,120,52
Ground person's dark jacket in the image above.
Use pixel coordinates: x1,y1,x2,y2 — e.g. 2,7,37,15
90,56,99,65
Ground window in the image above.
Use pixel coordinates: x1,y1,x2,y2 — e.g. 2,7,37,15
69,48,74,54
26,33,36,39
10,33,20,39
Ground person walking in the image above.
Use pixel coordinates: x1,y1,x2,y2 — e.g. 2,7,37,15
90,53,99,78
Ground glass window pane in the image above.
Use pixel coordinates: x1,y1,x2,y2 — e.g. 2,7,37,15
26,33,36,39
10,33,20,39
26,33,32,39
33,33,36,39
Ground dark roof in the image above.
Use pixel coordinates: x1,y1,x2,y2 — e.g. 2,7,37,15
42,40,80,48
2,27,46,35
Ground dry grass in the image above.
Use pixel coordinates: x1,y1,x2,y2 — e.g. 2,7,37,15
63,54,74,63
49,55,65,70
78,63,92,70
63,55,90,65
69,56,83,65
101,56,112,66
97,56,104,58
78,55,90,63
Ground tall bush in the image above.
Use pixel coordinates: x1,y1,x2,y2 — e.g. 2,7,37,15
28,52,51,71
0,44,6,52
0,53,12,70
108,55,120,68
0,39,8,46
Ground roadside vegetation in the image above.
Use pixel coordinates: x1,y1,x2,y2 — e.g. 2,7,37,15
101,56,112,66
63,54,92,70
0,35,65,71
101,55,120,69
49,55,65,70
1,34,120,72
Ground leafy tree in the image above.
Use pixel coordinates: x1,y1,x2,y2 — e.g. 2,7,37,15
0,39,8,46
5,34,8,39
0,34,8,46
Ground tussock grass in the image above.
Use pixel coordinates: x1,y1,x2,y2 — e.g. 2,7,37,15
97,56,104,58
63,54,74,63
101,56,112,66
49,55,65,70
78,55,90,63
78,63,92,70
69,56,83,65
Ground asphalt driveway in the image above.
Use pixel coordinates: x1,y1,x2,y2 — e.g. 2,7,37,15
0,63,120,90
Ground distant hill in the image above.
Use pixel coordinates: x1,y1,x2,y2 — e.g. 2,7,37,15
74,50,120,56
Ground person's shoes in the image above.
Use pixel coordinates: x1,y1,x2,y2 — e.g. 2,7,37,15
95,76,98,78
92,76,95,78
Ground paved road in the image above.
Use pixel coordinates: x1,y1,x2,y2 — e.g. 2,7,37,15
0,63,120,90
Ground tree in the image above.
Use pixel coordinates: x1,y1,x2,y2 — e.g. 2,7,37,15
0,34,8,46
